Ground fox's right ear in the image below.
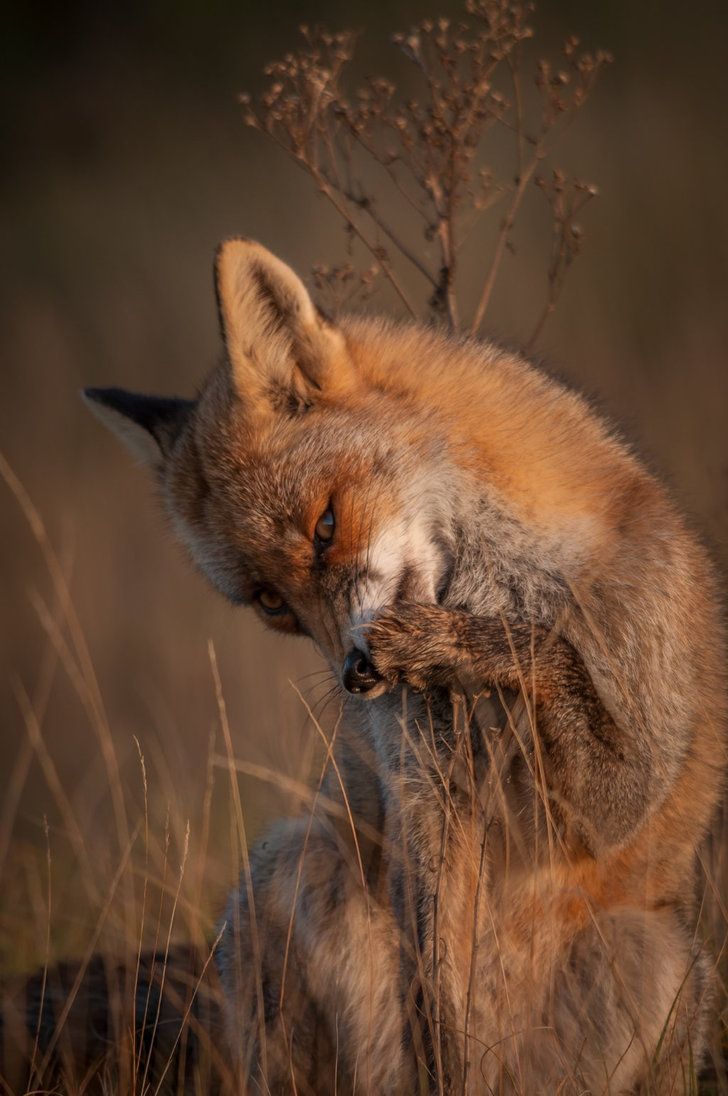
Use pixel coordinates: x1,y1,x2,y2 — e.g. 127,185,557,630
82,387,194,469
215,238,355,413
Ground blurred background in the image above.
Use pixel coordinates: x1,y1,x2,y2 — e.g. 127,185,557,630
1,0,727,972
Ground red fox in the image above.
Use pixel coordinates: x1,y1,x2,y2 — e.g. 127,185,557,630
76,239,724,1093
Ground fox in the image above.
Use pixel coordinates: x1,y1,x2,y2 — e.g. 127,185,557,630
64,237,726,1093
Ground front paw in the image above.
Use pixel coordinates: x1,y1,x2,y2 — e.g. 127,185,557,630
366,603,460,692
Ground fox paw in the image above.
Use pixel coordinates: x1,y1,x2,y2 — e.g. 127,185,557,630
366,603,460,692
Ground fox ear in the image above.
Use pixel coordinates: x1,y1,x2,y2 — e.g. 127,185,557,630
214,238,352,411
82,387,194,469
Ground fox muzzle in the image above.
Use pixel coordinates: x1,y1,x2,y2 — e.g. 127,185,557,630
341,648,383,695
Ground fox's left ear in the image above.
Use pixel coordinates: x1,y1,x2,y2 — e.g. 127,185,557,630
82,388,194,469
215,238,355,412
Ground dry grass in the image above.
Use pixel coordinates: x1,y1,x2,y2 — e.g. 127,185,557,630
1,0,727,1092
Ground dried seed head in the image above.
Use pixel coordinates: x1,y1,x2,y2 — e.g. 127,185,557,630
237,7,608,331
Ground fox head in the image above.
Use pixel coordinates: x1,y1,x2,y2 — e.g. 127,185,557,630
84,240,456,696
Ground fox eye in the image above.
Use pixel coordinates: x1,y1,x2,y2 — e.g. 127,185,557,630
314,506,335,547
256,589,288,616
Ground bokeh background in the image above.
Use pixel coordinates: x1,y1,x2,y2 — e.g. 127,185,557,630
1,0,727,974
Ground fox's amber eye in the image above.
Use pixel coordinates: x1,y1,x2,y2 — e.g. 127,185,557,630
256,589,288,615
314,507,335,547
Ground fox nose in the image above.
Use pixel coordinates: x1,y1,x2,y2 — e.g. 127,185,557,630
342,648,382,695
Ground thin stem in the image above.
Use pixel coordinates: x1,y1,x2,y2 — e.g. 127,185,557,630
470,151,542,335
263,126,419,318
316,176,419,317
330,174,438,287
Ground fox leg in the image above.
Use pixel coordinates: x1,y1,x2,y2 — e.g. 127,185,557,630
543,906,708,1095
218,816,412,1094
366,602,652,854
464,905,706,1095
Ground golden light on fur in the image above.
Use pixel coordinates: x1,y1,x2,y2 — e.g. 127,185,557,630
67,240,727,1093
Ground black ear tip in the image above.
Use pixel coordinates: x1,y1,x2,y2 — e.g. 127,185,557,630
81,386,128,410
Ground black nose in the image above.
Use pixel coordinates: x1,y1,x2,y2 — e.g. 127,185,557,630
342,648,382,695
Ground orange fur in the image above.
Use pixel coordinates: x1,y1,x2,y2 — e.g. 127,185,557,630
81,239,726,1093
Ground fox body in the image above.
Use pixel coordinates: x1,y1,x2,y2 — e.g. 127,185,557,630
81,240,726,1094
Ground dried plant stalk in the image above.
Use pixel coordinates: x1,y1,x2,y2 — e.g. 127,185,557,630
240,2,611,342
